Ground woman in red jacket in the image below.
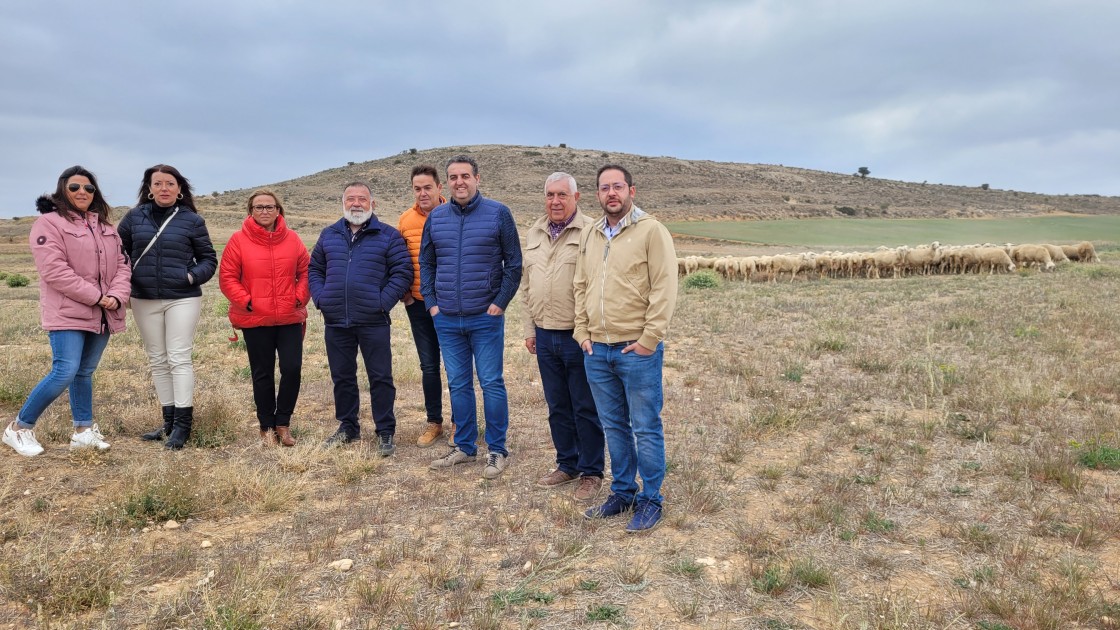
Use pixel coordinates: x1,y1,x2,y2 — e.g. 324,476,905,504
219,190,310,446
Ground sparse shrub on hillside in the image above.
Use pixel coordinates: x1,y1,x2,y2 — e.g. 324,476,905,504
835,206,857,216
523,150,542,157
1077,443,1120,470
857,166,870,178
6,273,29,287
559,143,567,148
0,270,8,280
409,148,417,154
683,270,720,289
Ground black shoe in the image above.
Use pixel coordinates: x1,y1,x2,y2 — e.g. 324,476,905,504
164,406,193,450
141,405,175,441
323,429,358,449
377,432,395,458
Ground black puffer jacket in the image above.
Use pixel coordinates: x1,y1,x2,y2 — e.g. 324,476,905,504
117,203,217,299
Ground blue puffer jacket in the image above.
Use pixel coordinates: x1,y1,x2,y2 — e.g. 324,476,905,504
419,192,522,316
309,216,412,327
117,203,217,300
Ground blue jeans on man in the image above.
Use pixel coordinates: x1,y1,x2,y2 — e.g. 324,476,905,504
324,325,396,439
582,341,666,506
18,329,111,428
433,312,508,456
404,299,446,424
536,327,604,478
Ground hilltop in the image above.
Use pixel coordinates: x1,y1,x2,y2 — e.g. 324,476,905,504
3,144,1119,240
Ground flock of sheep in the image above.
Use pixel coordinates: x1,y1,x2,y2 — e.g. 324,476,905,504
679,241,1100,282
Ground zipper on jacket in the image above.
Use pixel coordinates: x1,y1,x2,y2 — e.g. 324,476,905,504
599,234,611,344
456,212,464,315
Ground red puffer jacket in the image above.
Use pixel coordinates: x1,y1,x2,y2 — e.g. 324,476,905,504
219,214,310,329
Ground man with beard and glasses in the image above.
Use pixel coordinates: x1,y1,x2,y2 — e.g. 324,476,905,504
422,155,522,479
574,164,677,533
309,181,412,456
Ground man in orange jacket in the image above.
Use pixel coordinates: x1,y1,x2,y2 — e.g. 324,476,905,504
398,165,453,447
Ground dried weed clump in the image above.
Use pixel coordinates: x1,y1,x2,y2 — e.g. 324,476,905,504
0,246,1117,627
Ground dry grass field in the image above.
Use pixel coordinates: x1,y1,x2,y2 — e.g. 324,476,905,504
1,146,1119,629
0,234,1118,629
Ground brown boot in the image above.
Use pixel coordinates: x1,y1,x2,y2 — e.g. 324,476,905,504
416,422,443,448
260,429,279,447
275,426,296,447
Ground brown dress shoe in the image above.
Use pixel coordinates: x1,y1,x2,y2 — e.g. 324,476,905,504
274,426,296,447
537,469,577,488
260,429,279,447
416,422,443,448
573,476,603,501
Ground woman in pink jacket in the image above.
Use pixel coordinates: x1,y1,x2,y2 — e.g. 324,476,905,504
3,166,131,457
219,190,309,447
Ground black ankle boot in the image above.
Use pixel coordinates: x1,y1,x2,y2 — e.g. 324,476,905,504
164,406,193,450
141,406,175,441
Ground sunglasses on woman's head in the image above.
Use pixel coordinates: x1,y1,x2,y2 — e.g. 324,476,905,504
68,183,96,193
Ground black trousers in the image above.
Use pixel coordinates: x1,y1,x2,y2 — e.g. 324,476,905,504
324,324,396,438
404,299,446,423
242,323,304,429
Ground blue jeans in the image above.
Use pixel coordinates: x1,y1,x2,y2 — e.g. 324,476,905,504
433,312,508,457
536,327,604,477
405,299,446,423
18,330,111,428
324,325,396,438
583,341,666,506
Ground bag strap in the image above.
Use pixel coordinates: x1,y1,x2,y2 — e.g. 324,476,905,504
132,206,179,270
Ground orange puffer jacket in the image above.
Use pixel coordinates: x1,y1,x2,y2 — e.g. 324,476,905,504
219,214,310,329
397,198,444,300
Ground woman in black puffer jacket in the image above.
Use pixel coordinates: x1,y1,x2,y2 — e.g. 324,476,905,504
117,164,217,449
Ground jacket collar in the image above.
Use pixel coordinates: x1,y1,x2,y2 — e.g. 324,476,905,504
408,196,446,217
330,215,384,237
595,206,646,235
242,213,288,244
449,191,482,215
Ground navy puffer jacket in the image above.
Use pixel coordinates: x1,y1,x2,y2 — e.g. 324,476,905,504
419,192,522,316
309,217,412,327
117,203,217,300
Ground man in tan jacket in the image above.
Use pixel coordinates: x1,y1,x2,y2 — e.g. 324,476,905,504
520,172,605,502
574,164,677,533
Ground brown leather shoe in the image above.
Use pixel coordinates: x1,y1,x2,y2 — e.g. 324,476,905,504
275,426,296,447
573,476,603,501
260,429,279,447
416,422,443,448
537,469,577,488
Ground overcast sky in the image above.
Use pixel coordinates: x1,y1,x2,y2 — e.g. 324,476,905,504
1,1,1117,218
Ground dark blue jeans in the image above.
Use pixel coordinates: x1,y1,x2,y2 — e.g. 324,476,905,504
433,312,508,457
404,299,446,424
535,327,604,477
583,341,666,506
242,323,303,429
324,325,396,438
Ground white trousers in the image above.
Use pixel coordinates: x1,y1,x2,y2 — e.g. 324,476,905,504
131,297,202,407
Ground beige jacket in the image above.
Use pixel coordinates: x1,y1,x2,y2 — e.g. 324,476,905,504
573,207,677,351
519,211,592,337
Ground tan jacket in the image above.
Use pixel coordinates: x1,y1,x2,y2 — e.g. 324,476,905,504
519,211,592,337
573,207,677,351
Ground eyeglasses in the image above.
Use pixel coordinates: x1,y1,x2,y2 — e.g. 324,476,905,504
598,183,628,194
251,204,278,213
68,183,96,193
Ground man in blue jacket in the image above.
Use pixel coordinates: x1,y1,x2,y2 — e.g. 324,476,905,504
310,181,412,456
421,155,522,479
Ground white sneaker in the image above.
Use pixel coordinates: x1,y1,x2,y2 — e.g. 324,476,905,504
482,452,509,479
3,421,44,457
70,424,110,451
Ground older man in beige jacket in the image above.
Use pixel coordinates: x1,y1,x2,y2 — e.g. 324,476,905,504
520,172,605,502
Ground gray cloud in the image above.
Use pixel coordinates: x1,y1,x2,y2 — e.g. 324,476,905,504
1,0,1117,217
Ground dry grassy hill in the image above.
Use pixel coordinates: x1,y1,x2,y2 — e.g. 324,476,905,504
2,144,1118,242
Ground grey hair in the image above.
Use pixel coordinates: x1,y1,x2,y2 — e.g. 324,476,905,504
445,155,479,176
342,181,372,197
544,172,577,194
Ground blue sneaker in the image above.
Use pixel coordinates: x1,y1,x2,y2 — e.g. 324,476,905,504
584,493,635,519
625,501,663,533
